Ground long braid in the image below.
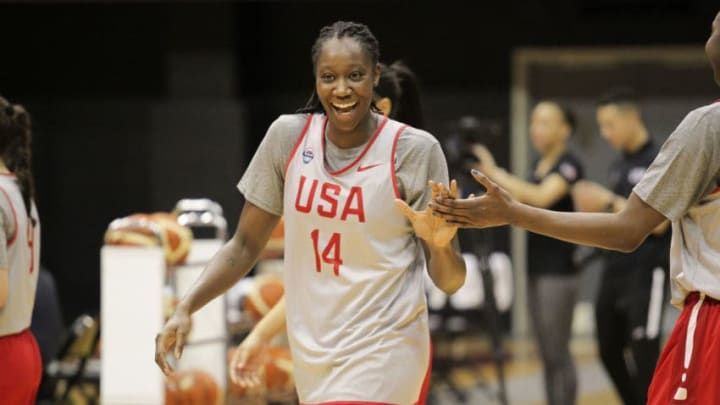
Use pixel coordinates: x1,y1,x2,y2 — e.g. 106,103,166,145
297,21,380,114
0,97,35,224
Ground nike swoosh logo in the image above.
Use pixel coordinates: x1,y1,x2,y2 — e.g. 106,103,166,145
357,163,383,172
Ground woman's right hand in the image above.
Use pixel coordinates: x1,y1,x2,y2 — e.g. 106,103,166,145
154,307,192,375
229,333,269,388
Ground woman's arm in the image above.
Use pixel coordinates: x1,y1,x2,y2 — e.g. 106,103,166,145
493,169,570,208
395,180,466,295
431,170,666,253
473,144,570,208
156,202,280,374
246,295,287,342
572,180,670,236
421,240,466,295
177,203,280,314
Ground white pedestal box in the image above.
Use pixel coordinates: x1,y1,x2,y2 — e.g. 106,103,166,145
173,239,227,391
101,246,166,405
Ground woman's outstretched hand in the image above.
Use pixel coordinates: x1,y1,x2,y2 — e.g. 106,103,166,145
395,180,460,247
430,169,516,229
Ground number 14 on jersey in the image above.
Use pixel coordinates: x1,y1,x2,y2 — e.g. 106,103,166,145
310,229,343,276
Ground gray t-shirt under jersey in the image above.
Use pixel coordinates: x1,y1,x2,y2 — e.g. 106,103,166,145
634,102,720,305
238,113,450,215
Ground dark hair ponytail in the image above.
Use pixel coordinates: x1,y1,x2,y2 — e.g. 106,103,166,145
0,97,35,223
387,61,425,129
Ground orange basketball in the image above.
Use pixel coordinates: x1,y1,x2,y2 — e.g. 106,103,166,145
104,214,161,247
150,212,193,266
262,217,285,259
104,212,192,266
265,346,294,393
165,369,220,405
244,275,284,322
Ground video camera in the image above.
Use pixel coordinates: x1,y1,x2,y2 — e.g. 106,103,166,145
444,116,503,173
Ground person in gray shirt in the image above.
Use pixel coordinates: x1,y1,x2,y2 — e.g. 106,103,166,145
431,10,720,405
156,21,466,404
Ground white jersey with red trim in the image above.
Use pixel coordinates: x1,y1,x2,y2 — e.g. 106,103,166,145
0,175,40,336
668,186,720,306
283,113,430,404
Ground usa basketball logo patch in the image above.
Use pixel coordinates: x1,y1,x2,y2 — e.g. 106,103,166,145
559,162,577,182
302,148,314,164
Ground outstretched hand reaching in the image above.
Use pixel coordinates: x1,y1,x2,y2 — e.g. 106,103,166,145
430,169,516,229
395,180,460,247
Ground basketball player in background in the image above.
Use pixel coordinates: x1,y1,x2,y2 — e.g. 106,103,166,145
155,21,466,405
0,97,42,405
473,101,584,405
431,10,720,404
228,59,430,393
573,89,670,405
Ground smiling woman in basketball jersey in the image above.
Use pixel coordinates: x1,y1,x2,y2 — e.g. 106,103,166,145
0,97,42,405
156,21,466,405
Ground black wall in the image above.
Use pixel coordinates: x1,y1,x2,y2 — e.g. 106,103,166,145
0,0,716,320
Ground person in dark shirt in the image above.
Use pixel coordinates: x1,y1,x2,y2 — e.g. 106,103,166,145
572,88,670,405
473,100,584,405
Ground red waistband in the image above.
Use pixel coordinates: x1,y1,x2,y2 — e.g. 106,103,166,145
686,292,720,305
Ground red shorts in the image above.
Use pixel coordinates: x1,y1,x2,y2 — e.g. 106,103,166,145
0,328,42,405
648,292,720,404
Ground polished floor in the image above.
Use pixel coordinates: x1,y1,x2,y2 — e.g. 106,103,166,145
428,337,621,405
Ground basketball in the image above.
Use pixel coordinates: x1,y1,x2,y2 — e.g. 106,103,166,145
165,369,220,405
265,346,295,394
104,214,162,247
103,212,193,266
261,217,285,259
149,212,193,266
244,274,284,321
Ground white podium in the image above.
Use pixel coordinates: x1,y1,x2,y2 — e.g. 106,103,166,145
173,239,227,390
101,246,166,405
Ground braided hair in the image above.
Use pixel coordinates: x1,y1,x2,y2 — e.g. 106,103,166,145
0,96,35,223
298,21,380,114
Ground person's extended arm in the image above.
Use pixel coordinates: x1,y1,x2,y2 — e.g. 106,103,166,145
494,169,570,208
245,295,286,342
474,144,571,208
572,180,670,236
229,296,287,387
432,170,666,253
421,238,466,295
396,174,466,295
155,202,280,374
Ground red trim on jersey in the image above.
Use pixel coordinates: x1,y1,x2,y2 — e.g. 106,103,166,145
0,187,18,247
390,124,407,199
322,114,389,176
284,114,314,178
711,186,720,195
416,342,432,405
0,173,15,178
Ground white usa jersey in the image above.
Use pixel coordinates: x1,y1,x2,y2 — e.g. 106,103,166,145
283,114,430,404
0,175,40,336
